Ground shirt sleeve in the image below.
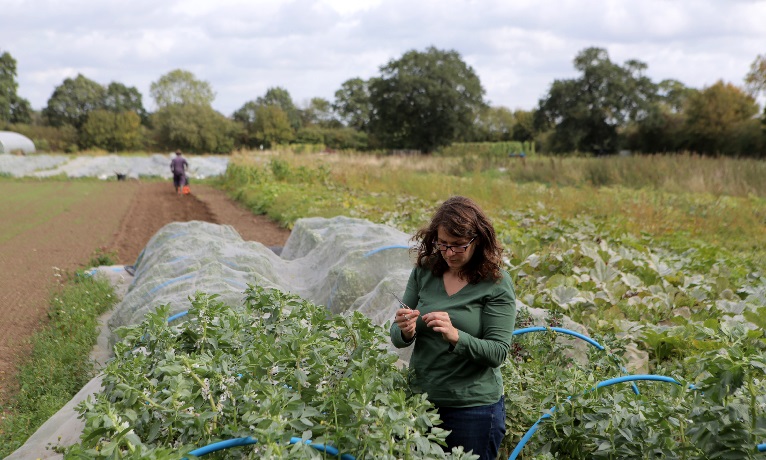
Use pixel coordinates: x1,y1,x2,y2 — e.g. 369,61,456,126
389,268,419,348
451,275,517,367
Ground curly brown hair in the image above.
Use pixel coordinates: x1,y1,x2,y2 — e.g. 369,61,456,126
412,196,504,283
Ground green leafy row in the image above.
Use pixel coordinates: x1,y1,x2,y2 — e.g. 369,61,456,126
65,286,477,459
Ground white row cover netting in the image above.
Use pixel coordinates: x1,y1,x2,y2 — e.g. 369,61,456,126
0,153,228,180
109,217,416,352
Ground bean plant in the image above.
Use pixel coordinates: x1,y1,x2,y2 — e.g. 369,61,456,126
65,286,477,459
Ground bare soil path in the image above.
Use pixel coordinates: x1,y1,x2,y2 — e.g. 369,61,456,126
0,180,289,403
110,182,290,264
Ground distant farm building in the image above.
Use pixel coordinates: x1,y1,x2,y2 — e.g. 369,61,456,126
0,131,36,154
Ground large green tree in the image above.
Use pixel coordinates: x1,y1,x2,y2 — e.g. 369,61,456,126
511,109,536,143
684,80,759,155
232,101,260,148
745,54,766,139
257,87,301,130
536,47,658,154
80,110,143,151
150,69,215,109
152,104,239,153
626,79,694,153
367,47,487,152
234,88,303,147
104,82,147,122
300,97,338,128
43,74,106,128
251,104,294,147
333,78,372,131
744,54,766,98
472,106,515,142
0,51,32,124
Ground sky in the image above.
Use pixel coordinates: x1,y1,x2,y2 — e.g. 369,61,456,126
2,0,765,116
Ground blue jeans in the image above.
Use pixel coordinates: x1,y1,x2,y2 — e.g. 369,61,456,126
437,397,506,460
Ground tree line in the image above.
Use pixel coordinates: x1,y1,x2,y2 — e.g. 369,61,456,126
1,46,765,156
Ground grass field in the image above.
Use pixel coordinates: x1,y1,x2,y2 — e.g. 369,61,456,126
0,181,112,244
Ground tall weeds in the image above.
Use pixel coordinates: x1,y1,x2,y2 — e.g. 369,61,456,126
221,150,766,256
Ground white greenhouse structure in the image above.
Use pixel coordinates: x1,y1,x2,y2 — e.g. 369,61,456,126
0,131,36,154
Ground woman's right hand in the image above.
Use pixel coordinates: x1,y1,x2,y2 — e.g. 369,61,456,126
394,308,420,340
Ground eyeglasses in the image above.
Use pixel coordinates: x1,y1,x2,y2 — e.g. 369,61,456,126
432,237,476,253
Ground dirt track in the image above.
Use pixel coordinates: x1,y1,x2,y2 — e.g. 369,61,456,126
110,182,290,264
0,181,290,403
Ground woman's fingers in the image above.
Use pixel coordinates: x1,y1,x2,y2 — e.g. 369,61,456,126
422,311,451,326
422,312,459,345
395,308,420,329
396,308,420,341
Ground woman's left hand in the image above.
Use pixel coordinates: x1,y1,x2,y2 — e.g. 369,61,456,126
421,311,459,346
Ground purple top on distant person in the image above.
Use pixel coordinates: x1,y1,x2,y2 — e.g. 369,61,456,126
170,150,188,192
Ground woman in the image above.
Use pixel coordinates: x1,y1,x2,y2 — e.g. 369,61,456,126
390,196,516,460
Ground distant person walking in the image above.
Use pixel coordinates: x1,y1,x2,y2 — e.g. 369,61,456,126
170,150,188,194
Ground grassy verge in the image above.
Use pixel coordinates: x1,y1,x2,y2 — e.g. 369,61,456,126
217,151,766,260
0,259,118,458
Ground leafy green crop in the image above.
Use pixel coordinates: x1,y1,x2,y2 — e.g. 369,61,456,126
65,286,477,459
501,321,766,459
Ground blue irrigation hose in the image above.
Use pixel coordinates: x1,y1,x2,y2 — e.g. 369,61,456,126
187,437,257,456
167,311,189,323
289,437,356,460
183,436,355,459
149,273,195,294
512,327,604,350
512,327,641,395
758,443,766,452
363,245,410,257
594,375,680,389
508,375,682,460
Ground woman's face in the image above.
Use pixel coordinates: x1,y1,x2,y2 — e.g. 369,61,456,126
436,226,477,271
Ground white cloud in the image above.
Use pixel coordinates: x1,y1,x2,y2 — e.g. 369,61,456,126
1,0,763,115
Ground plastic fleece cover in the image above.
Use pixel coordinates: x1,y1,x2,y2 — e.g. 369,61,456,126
0,153,228,179
108,217,416,351
0,153,70,176
32,153,229,180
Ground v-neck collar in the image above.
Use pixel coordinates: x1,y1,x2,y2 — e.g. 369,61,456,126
443,276,469,297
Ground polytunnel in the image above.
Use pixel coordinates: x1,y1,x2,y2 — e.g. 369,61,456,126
0,131,36,154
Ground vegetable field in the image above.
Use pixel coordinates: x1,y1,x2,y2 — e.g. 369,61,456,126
6,150,766,459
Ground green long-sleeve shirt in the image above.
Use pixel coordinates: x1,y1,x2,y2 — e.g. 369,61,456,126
390,266,517,407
